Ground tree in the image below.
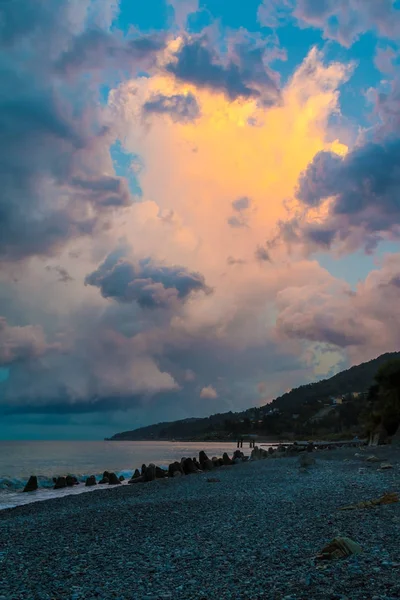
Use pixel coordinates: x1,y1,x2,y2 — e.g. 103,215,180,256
370,359,400,435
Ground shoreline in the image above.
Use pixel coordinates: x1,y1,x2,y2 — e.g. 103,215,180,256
1,446,399,599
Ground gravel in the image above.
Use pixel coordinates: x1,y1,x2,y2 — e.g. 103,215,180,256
0,446,399,600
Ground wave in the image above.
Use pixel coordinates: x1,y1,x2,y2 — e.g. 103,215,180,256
0,470,138,492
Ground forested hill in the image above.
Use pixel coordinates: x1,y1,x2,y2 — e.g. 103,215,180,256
107,351,400,441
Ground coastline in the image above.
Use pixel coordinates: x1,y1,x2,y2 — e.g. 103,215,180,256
1,446,399,599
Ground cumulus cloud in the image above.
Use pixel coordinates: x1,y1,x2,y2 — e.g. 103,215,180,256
200,385,218,399
0,318,53,366
275,253,400,363
0,0,167,261
259,0,400,47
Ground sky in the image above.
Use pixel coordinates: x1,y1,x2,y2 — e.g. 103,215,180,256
1,1,400,440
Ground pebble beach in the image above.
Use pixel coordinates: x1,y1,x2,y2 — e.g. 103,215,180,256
0,446,399,600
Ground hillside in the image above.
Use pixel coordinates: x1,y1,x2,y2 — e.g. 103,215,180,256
107,351,400,441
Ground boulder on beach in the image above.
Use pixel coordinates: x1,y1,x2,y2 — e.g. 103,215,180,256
144,464,156,482
102,471,110,480
108,472,121,485
99,477,109,484
222,452,233,466
129,475,144,484
155,466,167,479
54,476,67,489
199,450,209,466
193,458,202,470
119,475,125,482
202,459,214,471
233,450,244,461
66,475,78,487
141,464,147,476
85,475,97,487
168,461,183,478
182,457,198,475
132,469,141,479
23,475,38,493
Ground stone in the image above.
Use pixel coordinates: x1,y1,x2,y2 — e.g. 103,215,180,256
102,470,110,479
119,474,125,482
199,450,210,466
202,459,214,471
380,462,393,470
222,452,233,465
182,457,198,475
99,477,109,484
23,475,38,492
129,475,144,484
54,476,67,489
233,450,244,461
141,464,147,475
144,464,156,482
132,469,141,479
366,455,380,462
85,475,97,487
316,537,362,560
66,475,78,487
173,471,182,477
155,466,167,479
108,472,121,485
207,477,220,483
298,453,316,468
168,461,183,478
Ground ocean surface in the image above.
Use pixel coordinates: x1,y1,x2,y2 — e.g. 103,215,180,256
0,440,246,510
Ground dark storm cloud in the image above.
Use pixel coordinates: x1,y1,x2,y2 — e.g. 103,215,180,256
166,37,281,103
0,1,166,262
142,92,200,122
232,197,251,211
255,245,270,262
295,138,400,250
85,250,212,308
55,29,166,75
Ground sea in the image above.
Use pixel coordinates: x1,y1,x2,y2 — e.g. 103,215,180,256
0,440,246,510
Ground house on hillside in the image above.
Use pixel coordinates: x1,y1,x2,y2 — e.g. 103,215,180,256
330,396,343,405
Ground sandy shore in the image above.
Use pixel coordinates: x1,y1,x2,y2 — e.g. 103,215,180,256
0,446,399,600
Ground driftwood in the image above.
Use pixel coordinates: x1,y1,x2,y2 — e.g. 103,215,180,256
338,491,399,511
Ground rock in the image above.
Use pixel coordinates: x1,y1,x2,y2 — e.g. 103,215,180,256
141,464,147,476
366,455,380,462
222,452,233,465
316,537,362,560
129,475,144,484
108,472,121,485
168,461,183,477
132,469,141,479
199,450,210,466
268,447,275,455
202,459,214,471
99,477,109,484
182,457,198,475
298,453,316,468
85,475,97,487
102,470,110,480
23,475,38,492
144,464,156,482
155,466,167,479
173,471,182,477
119,475,125,482
207,477,220,483
233,450,244,461
211,457,220,468
66,475,78,487
193,458,202,470
54,476,67,489
380,462,393,470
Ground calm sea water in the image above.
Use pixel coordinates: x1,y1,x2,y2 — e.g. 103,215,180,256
0,440,244,510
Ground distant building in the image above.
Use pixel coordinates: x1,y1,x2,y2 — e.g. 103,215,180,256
330,396,343,405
